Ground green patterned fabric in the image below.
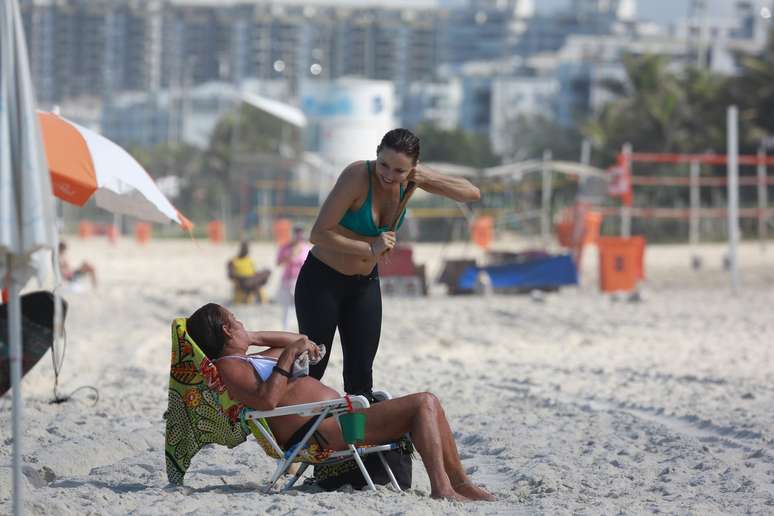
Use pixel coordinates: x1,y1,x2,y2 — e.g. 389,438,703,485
164,318,250,485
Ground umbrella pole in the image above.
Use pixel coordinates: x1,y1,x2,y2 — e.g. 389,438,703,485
7,254,24,516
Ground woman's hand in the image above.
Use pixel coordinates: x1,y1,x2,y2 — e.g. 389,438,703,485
407,163,425,187
290,336,321,362
371,231,396,257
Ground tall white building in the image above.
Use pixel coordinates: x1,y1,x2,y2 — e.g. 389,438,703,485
300,79,396,171
401,80,463,131
490,75,559,156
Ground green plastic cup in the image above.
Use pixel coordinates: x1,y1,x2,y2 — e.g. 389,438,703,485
339,412,367,444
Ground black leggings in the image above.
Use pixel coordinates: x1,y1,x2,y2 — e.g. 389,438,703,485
294,253,382,396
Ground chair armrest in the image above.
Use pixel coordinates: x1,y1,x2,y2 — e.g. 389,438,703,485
243,395,370,420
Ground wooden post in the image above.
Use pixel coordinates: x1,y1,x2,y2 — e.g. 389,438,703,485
758,146,768,252
727,106,740,292
541,150,553,249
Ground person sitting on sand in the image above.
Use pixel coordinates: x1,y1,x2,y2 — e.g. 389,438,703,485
186,303,496,502
227,241,270,303
58,241,97,287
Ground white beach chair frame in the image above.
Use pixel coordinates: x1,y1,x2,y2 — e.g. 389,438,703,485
243,390,404,493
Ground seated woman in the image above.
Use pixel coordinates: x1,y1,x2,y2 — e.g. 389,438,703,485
227,241,270,303
58,241,97,287
186,303,496,502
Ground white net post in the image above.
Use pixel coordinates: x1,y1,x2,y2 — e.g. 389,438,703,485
621,143,632,238
689,159,700,250
758,146,768,252
540,150,553,249
727,106,740,292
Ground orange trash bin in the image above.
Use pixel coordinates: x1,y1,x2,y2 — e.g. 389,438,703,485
207,220,224,243
134,222,151,244
273,218,292,246
471,216,494,250
106,224,119,244
78,220,94,238
597,236,645,293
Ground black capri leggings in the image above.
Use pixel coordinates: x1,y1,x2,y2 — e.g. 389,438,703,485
294,253,381,396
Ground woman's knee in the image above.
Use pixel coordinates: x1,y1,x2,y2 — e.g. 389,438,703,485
414,392,441,414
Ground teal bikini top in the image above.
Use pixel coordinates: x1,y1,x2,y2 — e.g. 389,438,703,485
339,160,406,237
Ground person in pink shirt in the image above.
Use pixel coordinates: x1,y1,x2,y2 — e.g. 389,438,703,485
276,225,312,330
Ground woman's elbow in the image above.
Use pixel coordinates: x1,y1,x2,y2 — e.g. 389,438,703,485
309,227,324,246
252,396,278,412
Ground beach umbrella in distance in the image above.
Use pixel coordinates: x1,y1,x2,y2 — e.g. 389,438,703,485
0,1,58,515
37,111,192,229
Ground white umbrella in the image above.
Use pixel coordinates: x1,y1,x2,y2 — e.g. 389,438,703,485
0,1,57,515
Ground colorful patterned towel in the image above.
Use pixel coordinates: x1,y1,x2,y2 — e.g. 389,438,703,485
164,318,250,485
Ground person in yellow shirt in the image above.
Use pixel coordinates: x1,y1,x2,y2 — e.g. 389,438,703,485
227,241,270,303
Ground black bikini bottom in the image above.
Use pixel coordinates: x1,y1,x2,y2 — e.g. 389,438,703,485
285,417,330,450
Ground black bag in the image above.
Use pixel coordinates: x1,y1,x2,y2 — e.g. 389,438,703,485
314,434,413,491
1,291,67,397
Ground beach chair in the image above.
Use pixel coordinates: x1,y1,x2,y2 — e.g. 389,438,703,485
164,317,403,492
378,245,427,297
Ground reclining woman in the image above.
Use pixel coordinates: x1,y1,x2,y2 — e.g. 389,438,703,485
186,303,495,502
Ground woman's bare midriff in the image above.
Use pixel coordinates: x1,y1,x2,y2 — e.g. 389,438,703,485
311,225,379,276
268,376,342,446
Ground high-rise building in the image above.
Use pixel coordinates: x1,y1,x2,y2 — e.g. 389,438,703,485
21,0,163,104
19,0,772,152
21,0,441,105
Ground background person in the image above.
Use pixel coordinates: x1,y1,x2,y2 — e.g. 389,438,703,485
58,241,97,288
227,241,270,303
294,128,480,398
276,225,312,330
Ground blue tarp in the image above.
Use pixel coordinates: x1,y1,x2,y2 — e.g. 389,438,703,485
458,254,578,291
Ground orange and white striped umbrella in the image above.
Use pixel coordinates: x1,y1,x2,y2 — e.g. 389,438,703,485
37,111,191,229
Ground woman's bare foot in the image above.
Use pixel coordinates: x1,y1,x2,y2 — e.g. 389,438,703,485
453,481,497,501
431,488,470,502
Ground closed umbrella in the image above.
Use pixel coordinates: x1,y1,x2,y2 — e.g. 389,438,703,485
0,1,57,515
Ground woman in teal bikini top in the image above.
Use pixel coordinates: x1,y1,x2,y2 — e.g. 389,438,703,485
294,128,481,398
339,160,407,236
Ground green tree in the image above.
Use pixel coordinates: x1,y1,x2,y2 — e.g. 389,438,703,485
205,105,303,184
130,142,205,219
583,54,734,163
414,123,499,168
203,104,305,227
584,55,681,160
504,114,586,162
731,29,774,149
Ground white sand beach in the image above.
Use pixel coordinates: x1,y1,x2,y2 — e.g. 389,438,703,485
1,237,774,515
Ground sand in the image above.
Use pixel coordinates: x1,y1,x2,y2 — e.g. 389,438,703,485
1,237,774,515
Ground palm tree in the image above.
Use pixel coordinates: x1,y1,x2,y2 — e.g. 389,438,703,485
732,29,774,149
584,54,683,157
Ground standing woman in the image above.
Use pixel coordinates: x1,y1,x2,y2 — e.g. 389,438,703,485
295,128,480,398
